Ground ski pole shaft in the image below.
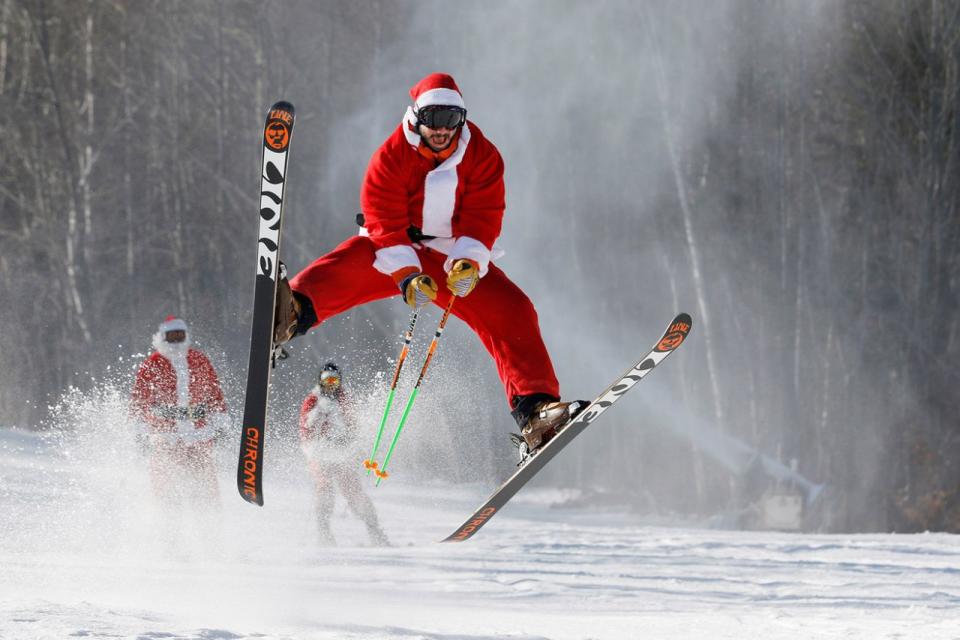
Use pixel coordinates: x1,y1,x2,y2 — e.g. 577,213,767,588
365,310,418,474
375,298,456,485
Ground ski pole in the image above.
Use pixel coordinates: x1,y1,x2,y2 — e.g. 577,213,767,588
375,297,456,485
364,309,419,474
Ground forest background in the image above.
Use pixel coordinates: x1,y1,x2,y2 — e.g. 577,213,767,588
1,0,957,533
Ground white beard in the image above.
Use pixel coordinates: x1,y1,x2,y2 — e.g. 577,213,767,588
152,331,191,360
152,331,192,408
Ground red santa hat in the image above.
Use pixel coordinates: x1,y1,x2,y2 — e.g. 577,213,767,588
409,73,465,110
158,315,188,334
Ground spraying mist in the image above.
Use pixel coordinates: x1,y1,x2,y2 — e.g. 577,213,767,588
1,0,958,536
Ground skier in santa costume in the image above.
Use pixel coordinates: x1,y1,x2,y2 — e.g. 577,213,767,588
274,72,582,452
130,316,228,503
299,362,389,546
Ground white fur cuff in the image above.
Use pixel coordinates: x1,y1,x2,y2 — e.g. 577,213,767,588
415,88,465,110
373,244,422,276
443,236,492,277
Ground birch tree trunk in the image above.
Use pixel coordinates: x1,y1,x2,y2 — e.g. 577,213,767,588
121,33,134,278
0,0,10,97
34,0,91,344
647,12,725,430
81,0,94,257
667,251,706,507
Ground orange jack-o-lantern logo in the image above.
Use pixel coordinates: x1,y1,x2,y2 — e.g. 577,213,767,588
265,120,289,151
655,321,690,352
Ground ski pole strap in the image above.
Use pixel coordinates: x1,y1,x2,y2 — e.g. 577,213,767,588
365,310,418,474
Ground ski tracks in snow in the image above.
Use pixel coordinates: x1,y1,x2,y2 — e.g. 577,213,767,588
1,428,959,639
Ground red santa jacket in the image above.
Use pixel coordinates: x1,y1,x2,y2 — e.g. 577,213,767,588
359,108,506,277
299,388,355,448
130,348,226,434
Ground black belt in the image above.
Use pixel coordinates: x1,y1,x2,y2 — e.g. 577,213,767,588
355,212,436,244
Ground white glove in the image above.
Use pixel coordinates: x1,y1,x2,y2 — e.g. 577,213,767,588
147,431,180,446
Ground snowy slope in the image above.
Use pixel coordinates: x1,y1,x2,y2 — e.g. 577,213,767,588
1,424,958,640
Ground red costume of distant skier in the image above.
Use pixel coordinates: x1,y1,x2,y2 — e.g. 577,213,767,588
279,73,581,450
299,362,387,546
130,316,228,501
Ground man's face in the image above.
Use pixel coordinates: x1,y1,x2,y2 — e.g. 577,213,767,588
415,105,465,152
418,123,456,152
164,329,186,343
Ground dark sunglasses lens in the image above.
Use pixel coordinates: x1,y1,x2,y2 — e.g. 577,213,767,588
165,330,186,343
421,107,464,129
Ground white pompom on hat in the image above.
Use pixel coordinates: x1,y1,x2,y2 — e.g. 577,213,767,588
409,73,465,110
158,315,188,333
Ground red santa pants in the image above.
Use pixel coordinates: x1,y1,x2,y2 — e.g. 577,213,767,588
290,236,560,406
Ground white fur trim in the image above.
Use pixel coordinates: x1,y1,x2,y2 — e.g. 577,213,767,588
158,317,187,333
151,333,192,407
443,236,494,277
418,237,505,266
422,171,457,238
372,244,422,276
403,106,420,147
414,87,465,110
422,123,470,238
172,357,190,406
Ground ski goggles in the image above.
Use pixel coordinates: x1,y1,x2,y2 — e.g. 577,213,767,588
320,371,341,387
164,329,186,343
416,105,467,130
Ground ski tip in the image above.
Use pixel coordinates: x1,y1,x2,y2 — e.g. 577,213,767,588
654,313,693,353
270,100,295,116
238,491,264,507
264,102,295,153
